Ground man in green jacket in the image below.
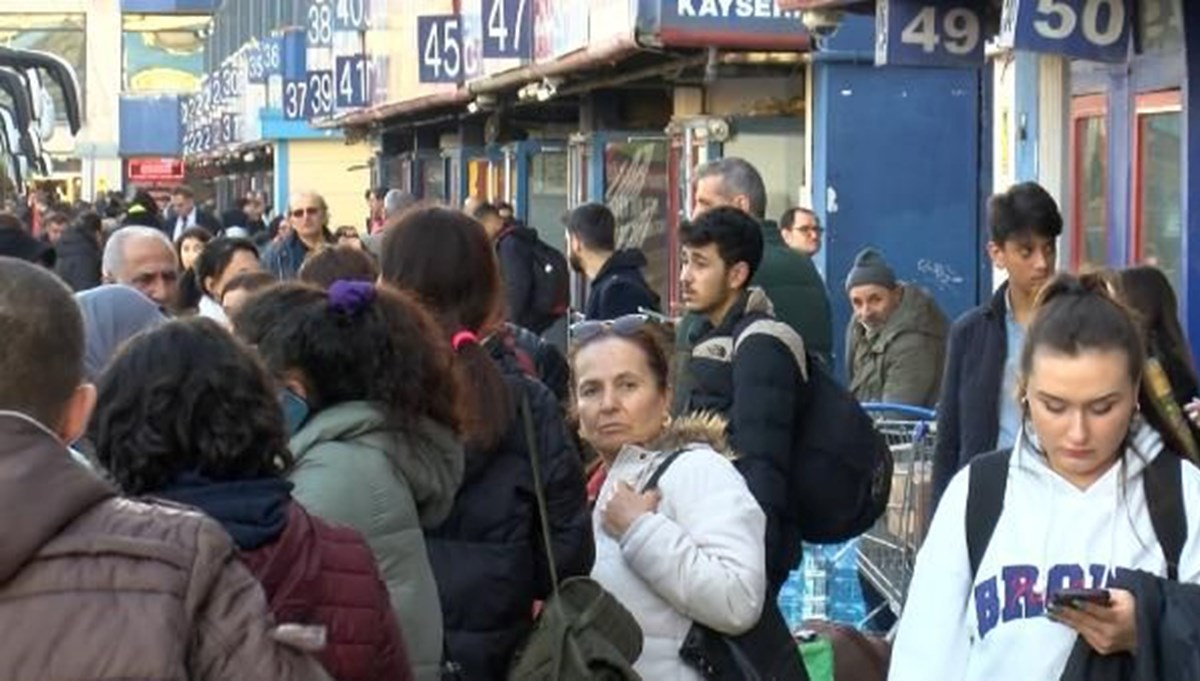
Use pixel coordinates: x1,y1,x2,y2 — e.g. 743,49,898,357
844,247,948,408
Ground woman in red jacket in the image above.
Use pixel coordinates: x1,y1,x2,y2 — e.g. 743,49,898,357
89,316,412,681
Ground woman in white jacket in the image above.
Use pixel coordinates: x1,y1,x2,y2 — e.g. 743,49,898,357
890,273,1200,681
571,316,767,681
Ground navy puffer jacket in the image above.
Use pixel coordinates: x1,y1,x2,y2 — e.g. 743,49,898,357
425,343,594,680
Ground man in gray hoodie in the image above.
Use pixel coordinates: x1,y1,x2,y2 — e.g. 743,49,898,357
844,247,948,408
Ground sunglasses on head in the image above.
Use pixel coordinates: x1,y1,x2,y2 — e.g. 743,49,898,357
290,206,322,218
569,313,654,345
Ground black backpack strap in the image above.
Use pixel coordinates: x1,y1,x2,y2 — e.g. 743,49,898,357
642,449,688,493
1144,452,1187,581
966,450,1012,580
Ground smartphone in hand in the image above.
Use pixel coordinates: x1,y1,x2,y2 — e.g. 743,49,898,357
1050,588,1112,610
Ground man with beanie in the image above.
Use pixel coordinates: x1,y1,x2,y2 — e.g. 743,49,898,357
844,247,948,408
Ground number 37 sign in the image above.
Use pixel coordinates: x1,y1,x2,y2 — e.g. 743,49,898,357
1000,0,1131,62
876,0,984,67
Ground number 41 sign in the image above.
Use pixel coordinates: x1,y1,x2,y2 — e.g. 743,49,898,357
1000,0,1130,62
876,0,985,67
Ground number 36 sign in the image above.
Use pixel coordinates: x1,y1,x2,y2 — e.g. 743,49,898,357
876,0,985,67
1000,0,1131,62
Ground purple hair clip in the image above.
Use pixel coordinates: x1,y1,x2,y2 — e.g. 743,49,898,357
328,279,376,315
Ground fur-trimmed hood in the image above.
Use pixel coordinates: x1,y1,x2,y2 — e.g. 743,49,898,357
645,412,737,460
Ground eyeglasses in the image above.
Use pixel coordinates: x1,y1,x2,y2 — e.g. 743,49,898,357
784,224,823,236
569,313,653,345
290,206,322,218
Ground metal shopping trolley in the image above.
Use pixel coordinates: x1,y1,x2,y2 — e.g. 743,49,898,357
856,403,937,636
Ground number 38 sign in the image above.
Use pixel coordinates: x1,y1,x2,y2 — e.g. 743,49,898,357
1000,0,1131,62
876,0,984,67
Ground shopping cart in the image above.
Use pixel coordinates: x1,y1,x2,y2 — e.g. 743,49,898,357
856,402,937,636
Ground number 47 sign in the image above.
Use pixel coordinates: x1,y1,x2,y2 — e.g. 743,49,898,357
1000,0,1130,62
876,0,984,67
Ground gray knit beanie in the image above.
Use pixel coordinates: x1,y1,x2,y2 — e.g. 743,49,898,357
845,247,897,292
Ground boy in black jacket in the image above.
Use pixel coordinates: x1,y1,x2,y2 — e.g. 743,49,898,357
930,181,1062,510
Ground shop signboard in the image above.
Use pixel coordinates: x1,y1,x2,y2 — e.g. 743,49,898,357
532,0,589,62
653,0,806,48
127,157,185,185
999,0,1131,62
875,0,986,67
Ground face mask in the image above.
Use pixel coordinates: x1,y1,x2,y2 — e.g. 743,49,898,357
280,389,310,436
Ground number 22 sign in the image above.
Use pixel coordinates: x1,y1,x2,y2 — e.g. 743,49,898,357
876,0,984,67
1000,0,1130,62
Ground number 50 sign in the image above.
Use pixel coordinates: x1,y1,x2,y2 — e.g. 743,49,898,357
1000,0,1130,62
876,0,985,67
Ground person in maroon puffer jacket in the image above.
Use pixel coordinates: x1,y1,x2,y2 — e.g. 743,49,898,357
89,316,413,681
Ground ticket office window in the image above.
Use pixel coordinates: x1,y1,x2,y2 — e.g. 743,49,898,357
1132,90,1183,294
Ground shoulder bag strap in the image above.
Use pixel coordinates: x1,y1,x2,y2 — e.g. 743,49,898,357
1144,452,1186,582
641,449,688,493
520,391,560,594
966,450,1012,581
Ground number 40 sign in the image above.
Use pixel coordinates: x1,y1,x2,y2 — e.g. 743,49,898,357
876,0,984,67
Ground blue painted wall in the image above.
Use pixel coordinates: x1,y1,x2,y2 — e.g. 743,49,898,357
811,15,985,372
118,95,181,156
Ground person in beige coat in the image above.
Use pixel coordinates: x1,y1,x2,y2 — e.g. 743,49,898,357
0,256,328,681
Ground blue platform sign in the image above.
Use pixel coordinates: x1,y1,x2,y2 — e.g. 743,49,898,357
481,0,533,59
335,55,367,108
418,14,465,83
333,0,369,31
281,29,308,120
876,0,985,67
248,37,282,84
1000,0,1131,62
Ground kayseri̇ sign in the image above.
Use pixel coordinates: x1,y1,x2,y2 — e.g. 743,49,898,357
653,0,806,48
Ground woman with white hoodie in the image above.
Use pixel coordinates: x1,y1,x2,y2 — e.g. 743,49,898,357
890,272,1200,681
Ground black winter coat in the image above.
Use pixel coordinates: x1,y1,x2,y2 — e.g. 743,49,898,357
931,284,1009,512
584,249,660,321
496,224,543,333
1059,569,1200,681
54,227,102,291
425,343,594,681
676,288,806,592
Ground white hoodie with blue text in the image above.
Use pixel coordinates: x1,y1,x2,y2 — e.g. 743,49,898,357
889,421,1200,681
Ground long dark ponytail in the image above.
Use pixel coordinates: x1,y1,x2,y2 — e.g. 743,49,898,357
379,206,513,450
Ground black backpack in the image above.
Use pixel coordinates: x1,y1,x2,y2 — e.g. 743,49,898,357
965,448,1187,581
501,226,570,333
732,315,893,544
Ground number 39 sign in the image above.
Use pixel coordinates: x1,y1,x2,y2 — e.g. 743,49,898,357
1000,0,1131,62
876,0,985,67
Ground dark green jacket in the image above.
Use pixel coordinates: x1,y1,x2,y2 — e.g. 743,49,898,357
845,283,948,408
751,221,833,365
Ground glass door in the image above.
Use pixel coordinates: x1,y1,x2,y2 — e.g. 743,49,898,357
602,135,672,308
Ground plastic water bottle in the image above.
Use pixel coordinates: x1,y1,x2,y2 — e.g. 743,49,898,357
776,569,805,632
801,547,828,620
826,539,867,625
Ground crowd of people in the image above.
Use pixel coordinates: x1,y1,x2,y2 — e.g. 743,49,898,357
2,154,1200,681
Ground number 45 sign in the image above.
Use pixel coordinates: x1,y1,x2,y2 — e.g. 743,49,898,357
1000,0,1130,62
876,0,984,67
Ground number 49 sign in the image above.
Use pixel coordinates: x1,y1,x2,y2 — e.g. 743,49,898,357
876,0,984,67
